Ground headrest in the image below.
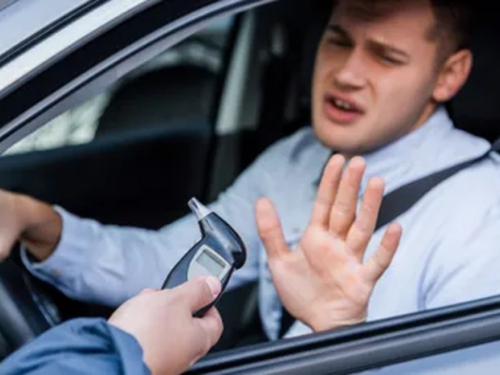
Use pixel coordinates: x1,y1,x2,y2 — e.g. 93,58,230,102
95,64,216,138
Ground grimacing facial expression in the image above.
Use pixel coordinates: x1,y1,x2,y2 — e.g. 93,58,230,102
312,0,460,154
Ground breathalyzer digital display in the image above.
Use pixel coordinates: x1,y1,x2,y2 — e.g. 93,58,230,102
162,198,247,317
188,245,230,280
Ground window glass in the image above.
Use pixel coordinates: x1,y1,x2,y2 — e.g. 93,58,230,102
4,15,233,155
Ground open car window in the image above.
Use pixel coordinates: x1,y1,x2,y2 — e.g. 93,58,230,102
0,11,238,231
0,0,500,373
3,16,233,155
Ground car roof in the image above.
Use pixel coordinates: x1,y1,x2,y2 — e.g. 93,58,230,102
0,0,95,61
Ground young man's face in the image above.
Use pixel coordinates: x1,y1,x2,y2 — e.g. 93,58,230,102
312,0,454,154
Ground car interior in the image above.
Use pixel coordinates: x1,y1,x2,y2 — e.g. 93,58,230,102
0,0,498,361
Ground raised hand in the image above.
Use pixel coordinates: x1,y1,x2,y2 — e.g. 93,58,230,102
256,155,402,332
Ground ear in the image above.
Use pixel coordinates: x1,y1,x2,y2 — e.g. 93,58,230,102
432,49,473,102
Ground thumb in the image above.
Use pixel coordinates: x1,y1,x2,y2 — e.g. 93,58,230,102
255,198,289,260
173,277,221,313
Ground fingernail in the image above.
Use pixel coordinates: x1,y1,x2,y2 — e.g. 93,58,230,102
331,154,343,163
390,222,403,234
205,276,221,298
370,176,385,189
351,156,366,167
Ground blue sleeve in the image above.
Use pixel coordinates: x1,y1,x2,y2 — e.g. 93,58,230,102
0,318,150,375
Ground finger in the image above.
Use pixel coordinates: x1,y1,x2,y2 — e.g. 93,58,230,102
255,198,289,260
196,307,224,350
173,276,221,313
364,223,402,283
346,177,385,261
329,157,366,238
309,154,345,228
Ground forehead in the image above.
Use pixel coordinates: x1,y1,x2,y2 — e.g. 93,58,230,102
330,0,436,45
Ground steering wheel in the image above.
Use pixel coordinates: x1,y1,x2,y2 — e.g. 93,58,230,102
0,246,119,359
0,250,60,358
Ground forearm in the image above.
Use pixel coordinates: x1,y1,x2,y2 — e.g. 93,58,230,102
21,147,263,304
16,193,62,261
22,207,201,306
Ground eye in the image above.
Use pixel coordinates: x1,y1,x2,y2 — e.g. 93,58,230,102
380,54,403,66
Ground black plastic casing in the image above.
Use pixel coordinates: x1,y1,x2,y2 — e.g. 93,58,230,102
162,212,247,317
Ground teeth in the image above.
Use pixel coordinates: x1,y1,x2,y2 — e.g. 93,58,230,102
334,99,352,110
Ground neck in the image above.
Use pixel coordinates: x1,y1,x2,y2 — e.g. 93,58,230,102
408,101,439,134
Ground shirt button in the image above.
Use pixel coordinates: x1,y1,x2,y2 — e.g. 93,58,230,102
292,227,301,234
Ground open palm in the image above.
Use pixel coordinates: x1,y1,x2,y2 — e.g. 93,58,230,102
256,155,402,332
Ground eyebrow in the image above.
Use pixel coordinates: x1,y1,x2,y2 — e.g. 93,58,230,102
368,41,410,61
327,24,352,40
327,23,411,61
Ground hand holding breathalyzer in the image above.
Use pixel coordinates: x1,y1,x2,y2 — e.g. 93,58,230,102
109,277,223,375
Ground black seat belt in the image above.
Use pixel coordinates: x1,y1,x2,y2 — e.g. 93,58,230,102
278,139,500,338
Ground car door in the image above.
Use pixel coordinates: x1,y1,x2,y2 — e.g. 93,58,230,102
1,0,500,374
0,0,271,357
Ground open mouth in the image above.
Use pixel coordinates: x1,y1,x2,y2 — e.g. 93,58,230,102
323,94,365,125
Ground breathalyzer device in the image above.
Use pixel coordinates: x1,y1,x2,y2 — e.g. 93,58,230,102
161,197,247,317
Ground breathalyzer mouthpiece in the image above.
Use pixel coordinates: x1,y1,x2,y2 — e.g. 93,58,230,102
188,197,212,221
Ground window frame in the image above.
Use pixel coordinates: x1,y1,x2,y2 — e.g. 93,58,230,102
0,0,276,154
0,0,108,68
188,294,500,374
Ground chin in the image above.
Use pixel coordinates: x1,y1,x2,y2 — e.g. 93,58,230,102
313,122,368,154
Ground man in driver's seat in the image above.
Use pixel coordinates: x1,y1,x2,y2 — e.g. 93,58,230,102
1,0,500,340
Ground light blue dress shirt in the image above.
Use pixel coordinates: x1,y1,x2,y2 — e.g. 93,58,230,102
22,106,500,341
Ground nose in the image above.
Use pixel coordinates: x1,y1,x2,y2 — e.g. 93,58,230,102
333,50,367,90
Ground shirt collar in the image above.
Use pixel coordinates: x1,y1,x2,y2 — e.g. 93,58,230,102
314,106,454,190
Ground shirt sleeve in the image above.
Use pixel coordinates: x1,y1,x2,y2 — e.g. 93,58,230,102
21,140,280,306
0,318,149,375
